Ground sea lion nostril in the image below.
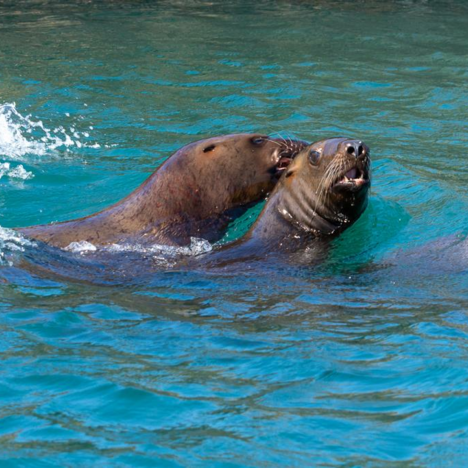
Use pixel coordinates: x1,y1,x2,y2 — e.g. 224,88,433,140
346,142,365,157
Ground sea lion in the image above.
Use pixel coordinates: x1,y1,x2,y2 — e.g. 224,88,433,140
9,137,370,285
18,134,308,248
197,137,371,266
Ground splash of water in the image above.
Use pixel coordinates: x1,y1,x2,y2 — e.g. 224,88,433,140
0,226,36,266
0,162,33,181
64,241,98,253
65,237,213,258
0,102,100,160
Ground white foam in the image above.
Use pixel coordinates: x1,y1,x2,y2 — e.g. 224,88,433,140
0,162,34,181
1,223,213,267
63,237,212,259
0,226,36,246
106,237,212,257
64,241,98,253
185,237,213,256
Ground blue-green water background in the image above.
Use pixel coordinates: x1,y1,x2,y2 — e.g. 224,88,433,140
1,0,468,465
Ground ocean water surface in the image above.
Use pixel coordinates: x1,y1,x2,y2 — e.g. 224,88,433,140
1,0,468,465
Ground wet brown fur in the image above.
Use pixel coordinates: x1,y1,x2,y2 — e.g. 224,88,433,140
19,134,308,248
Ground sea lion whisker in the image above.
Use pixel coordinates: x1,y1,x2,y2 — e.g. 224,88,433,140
314,157,346,211
322,159,341,188
286,135,296,148
269,131,284,140
282,132,301,150
267,138,283,147
275,133,289,145
268,132,290,149
314,169,332,210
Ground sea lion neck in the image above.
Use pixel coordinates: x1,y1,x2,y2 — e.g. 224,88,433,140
235,136,371,250
246,189,340,247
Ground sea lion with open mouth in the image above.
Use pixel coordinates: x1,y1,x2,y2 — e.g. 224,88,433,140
18,134,308,248
197,137,371,267
9,137,370,284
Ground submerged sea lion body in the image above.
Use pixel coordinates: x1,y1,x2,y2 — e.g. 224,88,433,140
19,134,307,248
197,137,371,267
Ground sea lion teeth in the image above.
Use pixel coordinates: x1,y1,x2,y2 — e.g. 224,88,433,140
277,157,292,170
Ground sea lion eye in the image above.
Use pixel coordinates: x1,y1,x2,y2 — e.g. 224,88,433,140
251,136,268,146
308,150,321,165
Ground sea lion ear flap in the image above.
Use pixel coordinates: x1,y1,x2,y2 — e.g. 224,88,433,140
203,144,216,153
285,169,295,178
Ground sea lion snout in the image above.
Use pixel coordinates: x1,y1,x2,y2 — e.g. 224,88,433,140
344,140,369,159
330,139,370,192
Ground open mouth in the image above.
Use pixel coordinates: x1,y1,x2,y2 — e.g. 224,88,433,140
334,166,369,189
274,150,303,176
276,155,293,172
273,139,309,177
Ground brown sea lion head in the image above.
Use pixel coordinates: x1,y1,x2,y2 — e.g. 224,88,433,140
275,137,371,235
162,133,308,214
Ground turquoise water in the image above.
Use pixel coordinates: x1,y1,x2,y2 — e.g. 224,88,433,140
1,0,468,465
